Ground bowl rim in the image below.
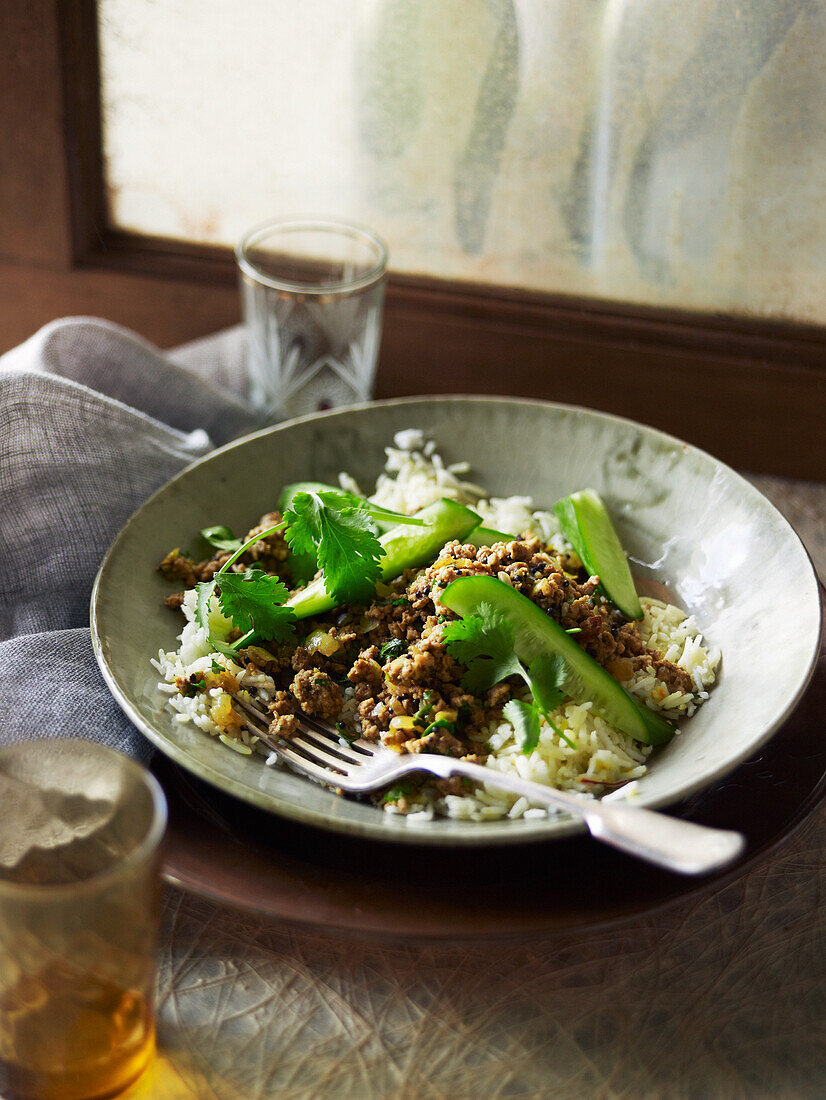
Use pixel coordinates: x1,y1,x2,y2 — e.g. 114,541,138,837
90,394,823,846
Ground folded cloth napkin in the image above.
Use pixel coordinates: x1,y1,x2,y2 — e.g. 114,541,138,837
0,317,258,761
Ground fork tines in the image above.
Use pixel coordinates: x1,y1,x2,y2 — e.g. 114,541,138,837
230,692,374,783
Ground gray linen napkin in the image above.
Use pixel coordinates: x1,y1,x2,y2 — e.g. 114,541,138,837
0,317,257,761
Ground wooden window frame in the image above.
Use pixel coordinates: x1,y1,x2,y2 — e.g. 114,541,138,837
2,1,824,478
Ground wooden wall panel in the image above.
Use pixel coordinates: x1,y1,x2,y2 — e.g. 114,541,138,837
378,300,826,479
2,258,823,480
0,2,73,266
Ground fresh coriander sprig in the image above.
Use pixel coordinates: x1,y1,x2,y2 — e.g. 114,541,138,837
288,488,427,532
192,489,429,649
199,525,244,554
213,568,295,640
442,603,574,752
194,520,293,650
284,489,385,603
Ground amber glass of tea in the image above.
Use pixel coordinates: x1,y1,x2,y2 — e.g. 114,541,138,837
0,739,166,1100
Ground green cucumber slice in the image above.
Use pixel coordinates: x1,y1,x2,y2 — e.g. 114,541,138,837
440,575,673,745
464,524,514,547
287,498,481,620
553,489,643,620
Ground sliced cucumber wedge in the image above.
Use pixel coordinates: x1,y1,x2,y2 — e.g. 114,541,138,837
464,524,514,547
440,575,674,745
553,489,643,620
287,497,481,620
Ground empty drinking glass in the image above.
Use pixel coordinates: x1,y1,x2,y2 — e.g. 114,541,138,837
236,218,388,421
0,739,166,1100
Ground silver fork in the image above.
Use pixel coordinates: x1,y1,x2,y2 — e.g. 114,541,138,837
232,694,745,876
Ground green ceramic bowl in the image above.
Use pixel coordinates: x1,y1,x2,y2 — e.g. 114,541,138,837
91,397,822,845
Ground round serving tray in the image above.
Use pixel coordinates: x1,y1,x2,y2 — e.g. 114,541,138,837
155,591,826,942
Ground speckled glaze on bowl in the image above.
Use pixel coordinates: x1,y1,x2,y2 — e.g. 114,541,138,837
91,397,822,846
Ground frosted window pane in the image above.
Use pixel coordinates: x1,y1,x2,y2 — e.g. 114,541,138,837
98,0,826,324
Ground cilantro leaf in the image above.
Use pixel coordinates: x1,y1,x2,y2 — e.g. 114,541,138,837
304,488,426,531
442,604,522,695
284,490,384,603
503,699,541,754
441,602,512,662
525,653,566,721
336,721,358,743
285,488,376,552
444,605,576,753
380,638,407,662
195,580,214,634
200,525,243,554
523,654,575,749
215,568,296,642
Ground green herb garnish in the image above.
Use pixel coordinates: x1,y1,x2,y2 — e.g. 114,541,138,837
183,676,206,696
501,700,540,753
381,782,415,805
200,525,244,554
380,638,407,662
336,721,358,743
421,717,455,737
443,603,573,752
191,489,434,650
413,690,437,723
192,494,397,646
284,489,423,605
284,489,385,603
214,568,296,641
194,561,295,653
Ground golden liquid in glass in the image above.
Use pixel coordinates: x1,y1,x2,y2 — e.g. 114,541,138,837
0,963,154,1100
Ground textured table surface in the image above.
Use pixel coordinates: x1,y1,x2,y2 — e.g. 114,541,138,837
122,474,826,1100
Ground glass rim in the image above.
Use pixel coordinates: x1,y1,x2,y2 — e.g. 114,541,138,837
235,216,388,294
0,739,168,900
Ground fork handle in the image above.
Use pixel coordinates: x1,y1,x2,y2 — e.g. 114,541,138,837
431,760,745,876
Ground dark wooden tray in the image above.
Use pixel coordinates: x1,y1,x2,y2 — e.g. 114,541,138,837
154,592,826,941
